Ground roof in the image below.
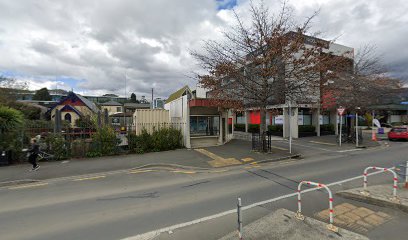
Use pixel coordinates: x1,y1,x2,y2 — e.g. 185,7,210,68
124,103,151,108
100,100,122,106
166,85,190,104
370,104,408,111
109,112,134,117
76,93,99,113
46,92,100,114
60,105,83,116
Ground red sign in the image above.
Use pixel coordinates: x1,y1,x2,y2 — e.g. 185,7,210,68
337,108,346,115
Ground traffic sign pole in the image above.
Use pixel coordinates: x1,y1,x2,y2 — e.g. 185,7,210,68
337,107,345,147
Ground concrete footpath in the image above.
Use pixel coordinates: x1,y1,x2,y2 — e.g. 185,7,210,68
0,140,296,184
219,209,367,240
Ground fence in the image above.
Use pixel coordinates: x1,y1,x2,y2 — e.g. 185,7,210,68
251,132,273,152
19,120,185,161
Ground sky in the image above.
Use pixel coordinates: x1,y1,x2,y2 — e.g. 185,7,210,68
0,0,407,99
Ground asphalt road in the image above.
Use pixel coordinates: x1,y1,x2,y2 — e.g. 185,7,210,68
0,140,407,240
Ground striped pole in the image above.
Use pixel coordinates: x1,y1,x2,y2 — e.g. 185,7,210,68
296,181,336,231
363,166,398,198
237,198,243,240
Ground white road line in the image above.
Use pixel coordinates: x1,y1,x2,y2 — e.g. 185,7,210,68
122,168,393,240
337,149,363,153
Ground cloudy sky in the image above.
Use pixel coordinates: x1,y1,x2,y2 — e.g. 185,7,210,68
0,0,407,99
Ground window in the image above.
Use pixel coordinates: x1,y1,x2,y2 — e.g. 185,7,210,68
64,113,72,123
117,107,121,112
190,116,220,136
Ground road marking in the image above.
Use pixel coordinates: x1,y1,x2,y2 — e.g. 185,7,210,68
210,170,228,173
271,146,288,151
73,175,106,181
309,141,337,146
337,149,363,153
128,170,156,174
9,183,49,190
241,157,254,162
172,170,196,174
122,167,394,240
195,148,241,167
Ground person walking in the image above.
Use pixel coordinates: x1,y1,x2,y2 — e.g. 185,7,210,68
28,138,40,171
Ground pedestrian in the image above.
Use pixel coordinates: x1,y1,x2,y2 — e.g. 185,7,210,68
28,138,40,171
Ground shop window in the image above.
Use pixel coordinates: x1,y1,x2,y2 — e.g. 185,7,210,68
190,116,220,136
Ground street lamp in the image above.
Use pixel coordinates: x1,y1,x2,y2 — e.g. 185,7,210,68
355,107,361,148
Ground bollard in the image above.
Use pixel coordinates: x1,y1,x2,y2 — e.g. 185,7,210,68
296,181,338,232
361,166,399,202
237,198,243,240
405,161,408,189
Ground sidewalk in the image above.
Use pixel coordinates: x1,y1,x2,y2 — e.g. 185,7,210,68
293,133,381,149
0,140,296,184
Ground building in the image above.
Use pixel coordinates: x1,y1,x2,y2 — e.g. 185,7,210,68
99,100,123,115
165,85,234,148
47,92,99,126
232,35,354,138
153,98,165,109
123,102,151,113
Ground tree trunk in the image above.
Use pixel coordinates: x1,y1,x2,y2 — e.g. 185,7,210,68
260,107,267,133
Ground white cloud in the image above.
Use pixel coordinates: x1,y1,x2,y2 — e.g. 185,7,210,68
0,0,407,100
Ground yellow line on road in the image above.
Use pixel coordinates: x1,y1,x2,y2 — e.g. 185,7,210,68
271,146,288,151
73,175,106,181
241,157,254,162
9,183,49,190
309,141,336,146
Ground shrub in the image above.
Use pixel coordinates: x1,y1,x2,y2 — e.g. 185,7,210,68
234,124,245,132
129,127,183,154
88,125,119,156
45,133,69,160
298,125,315,132
268,125,283,132
0,106,25,163
248,124,260,133
320,124,334,132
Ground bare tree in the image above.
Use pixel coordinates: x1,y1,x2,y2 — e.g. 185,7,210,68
321,44,402,111
192,1,342,132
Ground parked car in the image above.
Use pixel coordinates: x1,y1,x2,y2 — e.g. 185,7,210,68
388,126,408,141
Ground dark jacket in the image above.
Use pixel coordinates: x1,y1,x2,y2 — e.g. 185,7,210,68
28,143,40,155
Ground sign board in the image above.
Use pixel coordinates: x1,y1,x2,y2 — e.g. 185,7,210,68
274,115,284,125
401,101,408,105
298,115,304,125
337,108,346,116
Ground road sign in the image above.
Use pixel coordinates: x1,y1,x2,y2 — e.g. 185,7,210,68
401,101,408,105
337,108,346,115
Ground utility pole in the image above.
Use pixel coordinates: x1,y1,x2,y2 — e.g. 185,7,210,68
151,88,154,109
124,72,127,131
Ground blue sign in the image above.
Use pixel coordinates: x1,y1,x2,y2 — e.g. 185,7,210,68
401,101,408,105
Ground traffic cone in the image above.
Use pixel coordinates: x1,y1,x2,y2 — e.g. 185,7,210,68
371,131,377,141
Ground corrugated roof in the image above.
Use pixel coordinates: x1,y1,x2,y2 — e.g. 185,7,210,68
76,94,99,113
165,85,190,104
100,100,122,106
